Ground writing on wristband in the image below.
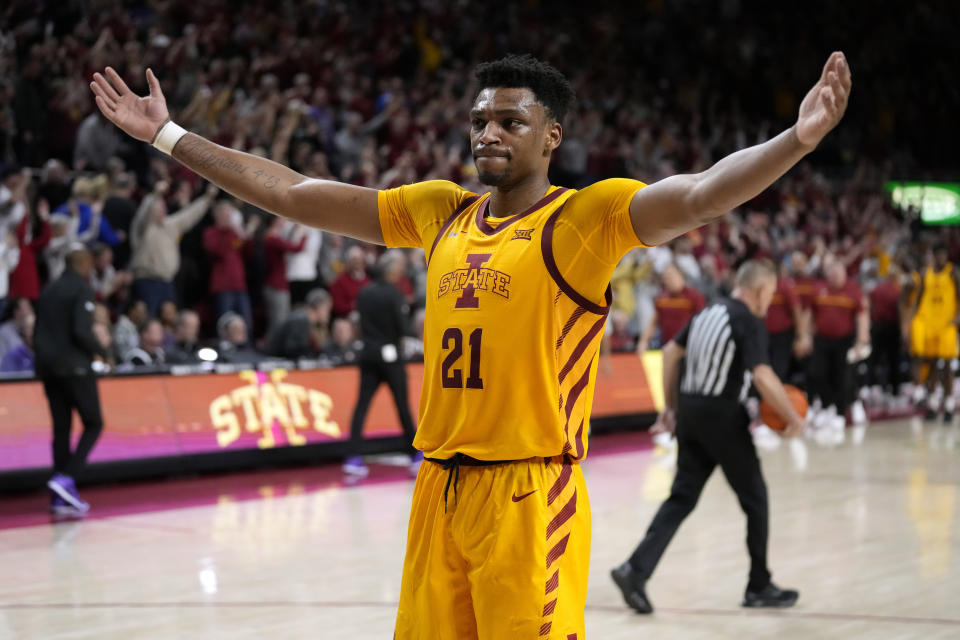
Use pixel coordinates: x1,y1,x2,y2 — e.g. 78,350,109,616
152,121,188,155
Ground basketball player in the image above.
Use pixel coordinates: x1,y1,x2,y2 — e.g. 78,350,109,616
90,51,851,639
903,248,933,408
612,260,805,613
909,244,959,422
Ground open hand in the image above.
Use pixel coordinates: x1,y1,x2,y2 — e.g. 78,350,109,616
90,67,170,143
650,408,676,435
795,52,851,148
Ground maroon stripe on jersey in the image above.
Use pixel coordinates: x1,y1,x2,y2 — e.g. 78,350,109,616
557,314,606,385
543,599,557,616
546,532,571,569
539,622,552,637
541,203,613,315
574,418,585,459
554,289,563,305
546,489,577,539
545,569,560,594
555,306,588,351
564,355,595,424
548,464,573,506
426,194,481,266
474,187,569,236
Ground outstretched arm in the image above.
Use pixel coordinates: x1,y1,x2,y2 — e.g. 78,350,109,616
630,52,852,246
90,68,383,244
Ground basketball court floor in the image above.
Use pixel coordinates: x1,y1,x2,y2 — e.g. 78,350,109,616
2,418,959,639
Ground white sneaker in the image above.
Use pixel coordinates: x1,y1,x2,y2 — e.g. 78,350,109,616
789,438,808,471
652,431,674,447
342,457,370,477
752,424,781,451
851,400,868,425
830,415,846,445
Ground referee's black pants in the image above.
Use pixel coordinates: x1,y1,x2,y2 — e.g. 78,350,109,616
810,334,854,414
629,396,772,591
42,374,104,478
348,359,417,455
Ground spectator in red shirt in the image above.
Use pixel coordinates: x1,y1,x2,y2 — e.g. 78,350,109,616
868,261,905,394
204,201,257,331
8,199,51,301
789,250,819,311
262,216,307,334
637,263,706,356
765,262,810,383
330,245,370,318
807,259,870,429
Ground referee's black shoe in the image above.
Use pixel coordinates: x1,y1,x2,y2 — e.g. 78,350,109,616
610,562,653,614
741,582,799,608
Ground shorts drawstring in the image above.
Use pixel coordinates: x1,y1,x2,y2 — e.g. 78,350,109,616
439,453,462,513
425,453,521,513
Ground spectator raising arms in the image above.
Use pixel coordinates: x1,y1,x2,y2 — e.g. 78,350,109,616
204,201,257,331
8,198,51,301
52,178,120,248
45,197,100,281
130,180,218,315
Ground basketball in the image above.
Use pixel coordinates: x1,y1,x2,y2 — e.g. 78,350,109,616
759,385,809,431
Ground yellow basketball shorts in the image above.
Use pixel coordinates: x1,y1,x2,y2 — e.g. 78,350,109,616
911,319,959,359
394,456,590,640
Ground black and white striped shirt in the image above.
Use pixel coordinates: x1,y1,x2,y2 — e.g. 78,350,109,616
672,298,770,404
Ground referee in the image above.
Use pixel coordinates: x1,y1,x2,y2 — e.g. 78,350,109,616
612,260,804,613
34,246,109,517
342,250,420,477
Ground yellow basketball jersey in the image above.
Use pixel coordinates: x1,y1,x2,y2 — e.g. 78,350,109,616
917,263,957,325
378,179,645,460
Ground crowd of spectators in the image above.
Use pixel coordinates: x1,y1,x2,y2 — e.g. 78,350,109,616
0,1,954,375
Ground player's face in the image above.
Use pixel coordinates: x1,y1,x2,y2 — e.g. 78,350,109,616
934,249,948,269
470,88,561,188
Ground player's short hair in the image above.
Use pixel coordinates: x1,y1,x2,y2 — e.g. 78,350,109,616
735,259,777,289
474,54,575,123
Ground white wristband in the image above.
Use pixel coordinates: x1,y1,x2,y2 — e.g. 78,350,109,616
152,121,188,155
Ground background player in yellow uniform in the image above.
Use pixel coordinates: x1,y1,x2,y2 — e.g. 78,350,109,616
90,50,851,638
909,244,960,422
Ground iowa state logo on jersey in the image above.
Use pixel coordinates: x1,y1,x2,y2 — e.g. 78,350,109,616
437,253,512,308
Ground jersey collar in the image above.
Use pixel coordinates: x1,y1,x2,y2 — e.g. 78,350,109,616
474,187,569,236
